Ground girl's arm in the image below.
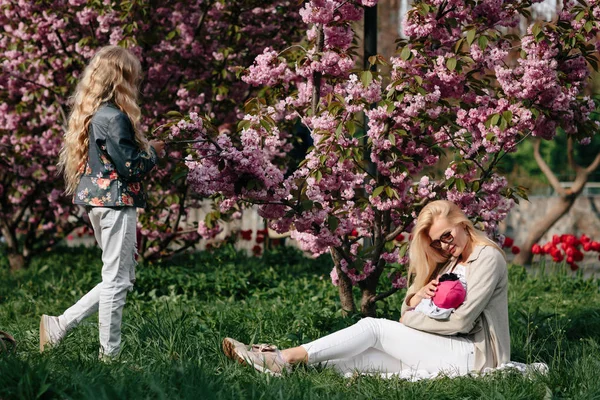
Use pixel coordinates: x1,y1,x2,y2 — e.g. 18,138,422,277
105,113,158,182
401,247,507,335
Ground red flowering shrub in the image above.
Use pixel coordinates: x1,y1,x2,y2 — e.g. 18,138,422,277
532,234,600,271
240,230,253,241
501,236,520,255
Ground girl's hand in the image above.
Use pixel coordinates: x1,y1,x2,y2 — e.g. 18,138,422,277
416,279,439,300
150,140,165,157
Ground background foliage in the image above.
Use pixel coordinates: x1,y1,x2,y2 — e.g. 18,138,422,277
0,0,304,268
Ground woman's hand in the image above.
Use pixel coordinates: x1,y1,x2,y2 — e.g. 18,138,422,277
418,279,439,299
408,278,439,307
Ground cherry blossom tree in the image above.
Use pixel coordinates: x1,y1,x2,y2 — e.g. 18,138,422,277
0,0,303,270
173,0,600,316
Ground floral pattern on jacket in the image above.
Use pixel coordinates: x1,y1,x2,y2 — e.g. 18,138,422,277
74,103,157,208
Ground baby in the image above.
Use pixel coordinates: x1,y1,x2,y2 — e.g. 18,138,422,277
413,272,467,319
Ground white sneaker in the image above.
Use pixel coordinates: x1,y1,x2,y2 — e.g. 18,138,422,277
39,315,66,353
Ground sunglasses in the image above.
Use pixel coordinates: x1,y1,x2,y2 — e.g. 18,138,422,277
430,230,454,251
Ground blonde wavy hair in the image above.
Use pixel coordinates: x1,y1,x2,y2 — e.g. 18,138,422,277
58,45,150,195
407,200,504,292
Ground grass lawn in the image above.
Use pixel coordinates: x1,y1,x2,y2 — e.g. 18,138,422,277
1,245,599,399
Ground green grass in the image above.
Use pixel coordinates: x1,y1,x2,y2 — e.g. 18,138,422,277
1,245,600,399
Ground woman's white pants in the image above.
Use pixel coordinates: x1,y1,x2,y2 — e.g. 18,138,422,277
58,207,137,357
301,317,475,375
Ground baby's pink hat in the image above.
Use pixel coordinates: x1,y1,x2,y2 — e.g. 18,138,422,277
433,280,466,309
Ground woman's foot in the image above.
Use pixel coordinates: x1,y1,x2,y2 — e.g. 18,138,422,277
222,337,290,376
39,315,66,352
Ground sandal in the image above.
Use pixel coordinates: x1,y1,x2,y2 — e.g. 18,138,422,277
0,330,16,354
222,337,289,376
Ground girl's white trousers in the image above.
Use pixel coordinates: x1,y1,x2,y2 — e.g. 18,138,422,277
59,207,137,357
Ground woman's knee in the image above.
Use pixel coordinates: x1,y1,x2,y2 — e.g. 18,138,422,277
357,317,380,331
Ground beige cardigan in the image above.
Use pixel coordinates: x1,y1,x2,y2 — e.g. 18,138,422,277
400,245,510,371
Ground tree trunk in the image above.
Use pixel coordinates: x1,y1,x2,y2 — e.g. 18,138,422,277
360,286,377,317
7,253,26,271
331,249,356,315
0,222,25,271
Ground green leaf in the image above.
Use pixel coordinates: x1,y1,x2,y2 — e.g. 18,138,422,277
466,29,476,46
368,55,378,66
516,185,530,201
385,186,393,198
490,113,500,126
204,214,214,229
400,46,412,61
361,70,373,87
166,30,177,40
237,120,251,130
454,38,464,53
446,57,457,71
532,22,542,38
384,240,396,252
260,119,271,131
584,20,593,32
372,186,385,197
472,180,480,192
414,75,423,85
170,170,188,183
328,215,339,231
399,242,408,257
347,120,356,136
456,178,466,192
315,170,323,182
166,110,183,118
575,11,586,22
478,35,488,51
499,117,508,131
502,110,513,122
388,133,396,146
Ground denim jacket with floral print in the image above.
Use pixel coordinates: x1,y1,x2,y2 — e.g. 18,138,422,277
74,103,157,208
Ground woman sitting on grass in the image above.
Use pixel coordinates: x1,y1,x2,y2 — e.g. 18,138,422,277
223,200,510,376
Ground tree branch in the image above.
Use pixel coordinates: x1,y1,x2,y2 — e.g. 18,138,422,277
370,287,400,304
311,25,324,115
567,136,577,171
585,151,600,174
533,138,564,195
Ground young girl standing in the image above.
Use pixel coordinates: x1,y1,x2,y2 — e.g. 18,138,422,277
41,46,164,359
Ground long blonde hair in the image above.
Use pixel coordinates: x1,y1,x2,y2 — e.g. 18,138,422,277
407,200,504,291
58,45,149,195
